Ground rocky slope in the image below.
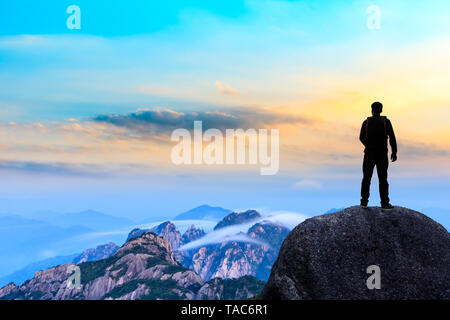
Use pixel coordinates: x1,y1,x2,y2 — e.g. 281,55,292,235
0,232,263,300
0,254,78,288
260,206,450,300
197,275,266,300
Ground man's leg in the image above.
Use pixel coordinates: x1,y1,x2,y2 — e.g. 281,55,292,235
361,152,375,205
376,152,390,206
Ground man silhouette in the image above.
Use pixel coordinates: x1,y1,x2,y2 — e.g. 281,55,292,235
359,102,397,210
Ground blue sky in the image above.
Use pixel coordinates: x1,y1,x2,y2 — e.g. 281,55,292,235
0,0,247,36
0,0,449,229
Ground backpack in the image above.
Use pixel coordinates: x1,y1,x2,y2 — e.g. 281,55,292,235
365,116,387,141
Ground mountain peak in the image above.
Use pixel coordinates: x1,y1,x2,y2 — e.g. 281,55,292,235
174,205,230,221
181,225,205,246
126,221,182,250
151,221,176,233
150,221,181,250
261,206,450,300
213,210,261,230
115,231,176,264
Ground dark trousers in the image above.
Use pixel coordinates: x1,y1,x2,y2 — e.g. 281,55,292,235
361,150,389,205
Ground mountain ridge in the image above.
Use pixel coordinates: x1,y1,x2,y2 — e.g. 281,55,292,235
0,231,264,300
213,210,261,230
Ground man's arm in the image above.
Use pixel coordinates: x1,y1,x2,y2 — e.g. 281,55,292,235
359,120,367,146
387,119,397,161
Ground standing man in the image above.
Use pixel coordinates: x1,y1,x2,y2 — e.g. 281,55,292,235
360,102,397,210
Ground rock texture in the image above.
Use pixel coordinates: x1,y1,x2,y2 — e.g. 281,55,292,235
196,276,266,300
260,206,450,300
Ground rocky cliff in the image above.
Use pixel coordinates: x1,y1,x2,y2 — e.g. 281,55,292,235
197,275,266,300
260,206,450,300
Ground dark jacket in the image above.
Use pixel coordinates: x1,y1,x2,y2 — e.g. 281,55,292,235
360,115,397,154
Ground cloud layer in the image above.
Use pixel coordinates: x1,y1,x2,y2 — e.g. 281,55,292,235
92,107,314,134
0,160,109,177
177,210,308,251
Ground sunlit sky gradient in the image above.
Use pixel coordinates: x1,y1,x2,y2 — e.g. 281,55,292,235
0,1,449,226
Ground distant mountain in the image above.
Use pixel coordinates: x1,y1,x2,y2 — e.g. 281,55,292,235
174,205,230,221
0,242,120,288
47,210,134,231
0,215,92,277
0,232,264,300
213,210,261,230
0,215,47,227
73,242,119,263
0,254,79,288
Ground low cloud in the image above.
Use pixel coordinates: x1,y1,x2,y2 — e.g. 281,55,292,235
292,179,322,190
0,160,110,178
92,107,314,135
178,223,268,251
178,210,308,251
215,81,239,95
399,142,450,158
261,211,309,229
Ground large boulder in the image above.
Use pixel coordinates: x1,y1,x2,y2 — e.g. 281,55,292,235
260,206,450,300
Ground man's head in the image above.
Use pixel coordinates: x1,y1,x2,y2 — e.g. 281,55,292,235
371,101,383,115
